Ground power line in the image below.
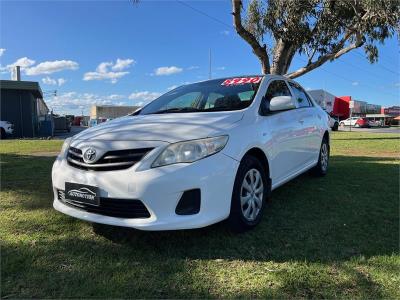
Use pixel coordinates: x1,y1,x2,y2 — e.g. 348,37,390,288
352,50,399,75
176,0,399,98
297,57,399,98
176,0,232,29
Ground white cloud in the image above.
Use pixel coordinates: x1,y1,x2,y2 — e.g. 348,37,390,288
220,30,230,36
47,91,129,114
154,66,183,76
83,70,128,84
7,57,36,69
0,57,78,77
112,58,135,71
42,76,57,85
187,66,199,70
0,48,6,57
128,91,161,106
351,81,359,86
25,60,78,75
42,76,67,86
216,66,226,71
83,59,134,83
107,94,125,100
394,82,400,87
96,62,113,73
57,78,67,86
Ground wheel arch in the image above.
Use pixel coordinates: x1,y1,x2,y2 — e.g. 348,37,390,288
323,130,330,144
242,147,271,179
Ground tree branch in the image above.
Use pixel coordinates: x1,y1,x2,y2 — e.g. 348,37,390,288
232,0,270,74
286,32,364,79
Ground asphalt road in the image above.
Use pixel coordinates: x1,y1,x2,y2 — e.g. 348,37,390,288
338,126,400,134
53,126,88,139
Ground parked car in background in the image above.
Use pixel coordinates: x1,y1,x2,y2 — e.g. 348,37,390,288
52,75,330,232
340,117,370,128
0,120,14,139
369,119,383,127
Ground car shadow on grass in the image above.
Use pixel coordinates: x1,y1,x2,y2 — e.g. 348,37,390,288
89,155,398,264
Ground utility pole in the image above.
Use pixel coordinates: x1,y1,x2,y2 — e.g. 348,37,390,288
208,48,212,79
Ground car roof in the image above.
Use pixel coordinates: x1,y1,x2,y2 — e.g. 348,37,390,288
186,74,293,86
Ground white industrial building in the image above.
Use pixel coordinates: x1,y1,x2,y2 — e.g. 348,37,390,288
308,89,335,113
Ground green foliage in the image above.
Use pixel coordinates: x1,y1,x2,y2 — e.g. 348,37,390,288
239,0,399,75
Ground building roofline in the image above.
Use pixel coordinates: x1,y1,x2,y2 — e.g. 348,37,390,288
0,80,43,98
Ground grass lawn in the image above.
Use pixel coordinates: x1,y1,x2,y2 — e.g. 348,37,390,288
1,132,399,298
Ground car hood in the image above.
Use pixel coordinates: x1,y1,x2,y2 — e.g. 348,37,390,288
73,111,244,143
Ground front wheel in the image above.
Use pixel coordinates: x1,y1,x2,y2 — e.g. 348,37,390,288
332,122,339,131
228,155,270,232
312,137,329,176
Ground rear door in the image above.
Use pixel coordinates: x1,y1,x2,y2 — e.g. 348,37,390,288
287,82,321,165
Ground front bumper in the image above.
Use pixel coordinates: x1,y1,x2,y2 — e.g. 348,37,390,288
52,152,239,230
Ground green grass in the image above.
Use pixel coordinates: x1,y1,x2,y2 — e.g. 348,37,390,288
1,132,399,298
0,140,63,155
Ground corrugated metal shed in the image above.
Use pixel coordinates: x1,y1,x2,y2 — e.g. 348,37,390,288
0,80,45,137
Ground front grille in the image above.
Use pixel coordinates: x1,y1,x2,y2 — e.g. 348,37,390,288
57,190,151,219
67,147,153,171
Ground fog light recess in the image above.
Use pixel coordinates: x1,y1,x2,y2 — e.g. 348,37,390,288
175,189,201,215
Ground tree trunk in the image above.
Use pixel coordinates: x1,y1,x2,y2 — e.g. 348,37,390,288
270,40,296,75
232,0,271,74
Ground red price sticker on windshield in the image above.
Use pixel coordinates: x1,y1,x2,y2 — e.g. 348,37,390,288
221,77,262,86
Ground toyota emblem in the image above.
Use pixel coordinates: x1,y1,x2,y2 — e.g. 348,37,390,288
83,148,97,163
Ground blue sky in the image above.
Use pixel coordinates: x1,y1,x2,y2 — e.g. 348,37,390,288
1,0,399,115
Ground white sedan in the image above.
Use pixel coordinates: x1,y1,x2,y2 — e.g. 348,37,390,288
52,75,330,232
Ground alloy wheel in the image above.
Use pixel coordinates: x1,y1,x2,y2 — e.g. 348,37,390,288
320,143,329,172
240,168,264,221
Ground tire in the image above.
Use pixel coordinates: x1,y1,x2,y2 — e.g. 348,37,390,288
312,137,330,176
332,122,339,131
339,122,345,127
0,128,6,140
227,155,270,232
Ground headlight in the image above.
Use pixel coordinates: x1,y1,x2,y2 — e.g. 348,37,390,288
58,137,71,159
152,136,229,168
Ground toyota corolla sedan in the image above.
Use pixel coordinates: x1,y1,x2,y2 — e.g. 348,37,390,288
52,75,330,232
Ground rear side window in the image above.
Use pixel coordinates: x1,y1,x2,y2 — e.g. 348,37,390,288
288,82,312,108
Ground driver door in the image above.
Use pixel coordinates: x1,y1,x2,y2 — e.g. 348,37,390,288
260,79,304,185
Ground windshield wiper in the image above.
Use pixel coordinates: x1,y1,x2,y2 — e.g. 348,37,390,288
153,107,200,114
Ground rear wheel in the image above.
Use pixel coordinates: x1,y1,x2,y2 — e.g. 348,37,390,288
312,137,329,176
339,122,345,127
228,155,270,232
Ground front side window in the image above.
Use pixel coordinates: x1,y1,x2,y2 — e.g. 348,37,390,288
288,82,312,108
138,77,262,115
259,80,292,114
264,80,292,102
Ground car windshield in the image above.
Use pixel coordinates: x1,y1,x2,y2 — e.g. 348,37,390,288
137,77,262,115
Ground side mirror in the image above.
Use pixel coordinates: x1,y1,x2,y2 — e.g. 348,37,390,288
269,96,296,112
